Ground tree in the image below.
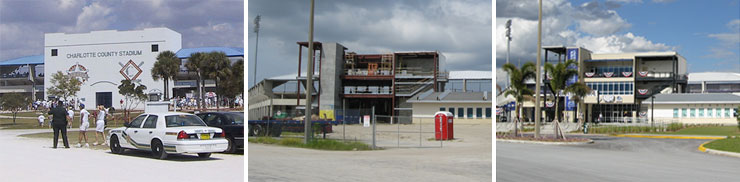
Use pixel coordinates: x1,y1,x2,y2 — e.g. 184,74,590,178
151,51,181,100
204,51,231,110
502,62,536,137
47,71,81,103
544,59,590,139
185,52,208,110
566,82,591,130
1,93,30,124
118,79,147,124
220,59,244,108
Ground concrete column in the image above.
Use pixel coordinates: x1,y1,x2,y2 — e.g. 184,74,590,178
462,79,467,92
702,81,706,93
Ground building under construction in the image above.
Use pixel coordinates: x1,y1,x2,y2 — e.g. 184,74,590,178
248,42,448,123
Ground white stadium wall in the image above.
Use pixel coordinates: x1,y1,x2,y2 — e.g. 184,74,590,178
43,28,182,110
646,104,739,125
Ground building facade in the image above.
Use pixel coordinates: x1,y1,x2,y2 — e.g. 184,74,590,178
641,93,740,125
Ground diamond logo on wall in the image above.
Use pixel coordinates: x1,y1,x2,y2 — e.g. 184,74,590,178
119,60,143,80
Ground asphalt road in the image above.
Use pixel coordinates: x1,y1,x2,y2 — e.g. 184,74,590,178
0,129,244,182
497,136,740,181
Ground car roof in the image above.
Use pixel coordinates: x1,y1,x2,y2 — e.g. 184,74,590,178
140,112,196,116
196,111,243,114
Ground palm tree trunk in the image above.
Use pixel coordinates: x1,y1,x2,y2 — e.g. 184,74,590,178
554,95,560,139
215,78,220,111
164,79,169,101
513,104,519,136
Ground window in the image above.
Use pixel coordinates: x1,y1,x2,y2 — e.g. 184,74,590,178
467,108,473,118
129,115,147,128
707,108,713,118
690,108,695,117
449,107,455,115
458,108,464,118
486,108,492,118
204,114,221,126
165,114,207,127
682,108,687,117
673,108,678,118
51,49,57,56
725,108,731,118
151,44,159,52
699,108,704,117
476,108,483,118
717,108,722,117
142,115,158,128
440,107,445,111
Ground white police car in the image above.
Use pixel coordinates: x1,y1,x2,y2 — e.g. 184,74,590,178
108,112,228,159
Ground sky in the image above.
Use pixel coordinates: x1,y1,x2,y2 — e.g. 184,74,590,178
0,0,243,62
247,0,493,87
496,0,740,87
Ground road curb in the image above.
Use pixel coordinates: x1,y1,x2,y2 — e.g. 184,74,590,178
496,139,593,145
698,140,740,158
613,134,726,140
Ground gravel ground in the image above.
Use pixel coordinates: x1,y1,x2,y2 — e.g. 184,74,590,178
249,122,493,181
0,128,244,182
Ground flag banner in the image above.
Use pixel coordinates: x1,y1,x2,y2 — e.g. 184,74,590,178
622,72,632,77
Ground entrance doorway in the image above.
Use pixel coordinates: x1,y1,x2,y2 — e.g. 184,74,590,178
96,92,112,108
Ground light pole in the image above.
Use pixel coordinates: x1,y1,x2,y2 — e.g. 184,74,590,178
534,0,543,138
505,19,512,88
304,0,315,144
651,95,655,127
252,15,261,88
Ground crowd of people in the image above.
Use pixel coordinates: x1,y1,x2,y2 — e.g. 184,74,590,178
36,100,112,149
170,96,243,110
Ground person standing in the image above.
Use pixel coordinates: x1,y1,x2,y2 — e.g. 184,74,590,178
76,105,91,148
47,100,70,149
93,105,107,146
37,114,45,127
67,107,75,129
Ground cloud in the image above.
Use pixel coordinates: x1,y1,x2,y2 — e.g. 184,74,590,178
703,19,740,70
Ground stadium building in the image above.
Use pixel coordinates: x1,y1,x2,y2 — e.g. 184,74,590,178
0,27,243,110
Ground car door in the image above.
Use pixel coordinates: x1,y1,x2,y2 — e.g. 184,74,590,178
124,115,147,149
135,115,159,148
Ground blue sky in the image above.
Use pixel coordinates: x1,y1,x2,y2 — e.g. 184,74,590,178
496,0,740,86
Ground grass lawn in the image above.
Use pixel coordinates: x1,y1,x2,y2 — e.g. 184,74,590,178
0,112,142,130
704,138,740,153
20,131,110,150
0,111,47,118
248,137,374,151
654,126,740,136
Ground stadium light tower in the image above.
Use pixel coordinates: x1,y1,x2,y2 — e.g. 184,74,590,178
304,0,315,143
252,15,261,88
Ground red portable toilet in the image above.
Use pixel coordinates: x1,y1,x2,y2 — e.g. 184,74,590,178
435,111,454,140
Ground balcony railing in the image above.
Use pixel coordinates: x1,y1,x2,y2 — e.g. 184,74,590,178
584,71,634,78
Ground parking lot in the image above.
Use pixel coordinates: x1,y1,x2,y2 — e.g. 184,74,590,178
497,136,740,181
249,121,492,181
0,129,244,182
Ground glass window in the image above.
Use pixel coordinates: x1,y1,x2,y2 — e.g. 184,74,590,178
142,115,158,128
458,108,464,118
707,108,713,118
717,108,722,117
151,44,159,52
699,108,704,117
449,107,454,115
673,108,678,118
51,49,58,56
690,108,695,117
682,108,687,117
440,107,445,111
165,114,207,127
467,108,473,118
486,108,492,118
725,108,731,118
476,108,483,118
129,115,147,128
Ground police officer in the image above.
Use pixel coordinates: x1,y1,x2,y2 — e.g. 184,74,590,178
48,100,70,149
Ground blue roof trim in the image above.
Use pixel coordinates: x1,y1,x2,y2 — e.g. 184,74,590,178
176,47,244,58
0,55,44,66
585,59,633,62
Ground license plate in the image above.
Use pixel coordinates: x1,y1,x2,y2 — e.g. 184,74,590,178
200,133,210,140
201,144,215,149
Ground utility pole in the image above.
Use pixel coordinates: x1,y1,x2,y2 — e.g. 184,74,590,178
252,15,261,88
505,19,512,88
651,95,655,127
304,0,315,144
534,0,543,138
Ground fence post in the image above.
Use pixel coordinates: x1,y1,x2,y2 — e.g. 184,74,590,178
342,99,346,142
397,115,400,147
372,106,376,149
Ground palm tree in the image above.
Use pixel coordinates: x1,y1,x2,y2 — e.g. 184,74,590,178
185,52,207,110
151,51,181,100
205,51,231,110
502,62,536,136
566,82,591,130
544,59,590,139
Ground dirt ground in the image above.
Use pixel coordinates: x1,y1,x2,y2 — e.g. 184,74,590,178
248,120,493,181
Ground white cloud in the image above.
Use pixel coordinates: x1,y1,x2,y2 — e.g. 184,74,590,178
61,2,115,33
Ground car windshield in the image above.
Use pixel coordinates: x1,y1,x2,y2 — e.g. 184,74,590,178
224,112,244,124
165,114,206,127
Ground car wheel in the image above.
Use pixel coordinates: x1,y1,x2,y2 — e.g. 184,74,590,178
151,139,168,159
251,124,265,136
269,124,282,137
225,137,237,153
248,124,255,136
198,153,211,158
110,135,124,154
